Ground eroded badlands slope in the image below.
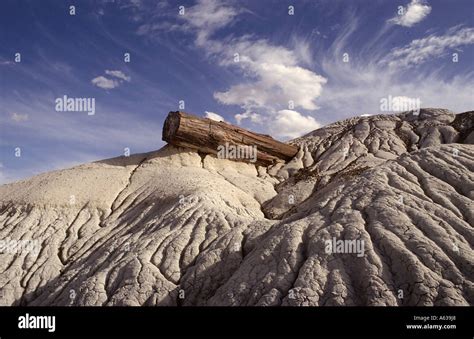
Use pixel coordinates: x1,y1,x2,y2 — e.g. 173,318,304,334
0,109,473,306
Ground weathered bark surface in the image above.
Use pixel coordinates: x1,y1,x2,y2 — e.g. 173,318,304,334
162,111,298,165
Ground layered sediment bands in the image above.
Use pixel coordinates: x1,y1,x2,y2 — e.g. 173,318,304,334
0,109,472,306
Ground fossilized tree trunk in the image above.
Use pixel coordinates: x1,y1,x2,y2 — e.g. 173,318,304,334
162,111,298,166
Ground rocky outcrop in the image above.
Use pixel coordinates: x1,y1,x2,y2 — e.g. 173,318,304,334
0,109,472,306
262,109,473,219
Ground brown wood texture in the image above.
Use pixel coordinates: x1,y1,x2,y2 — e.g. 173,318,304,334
162,111,298,166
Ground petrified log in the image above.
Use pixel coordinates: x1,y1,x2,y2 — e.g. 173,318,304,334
162,111,298,166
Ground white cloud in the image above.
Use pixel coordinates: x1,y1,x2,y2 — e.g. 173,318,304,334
204,111,225,121
131,0,472,136
176,0,326,132
91,76,120,89
388,0,431,27
92,70,131,89
312,16,474,122
383,27,474,68
137,22,181,35
105,70,131,81
290,38,315,67
183,0,241,46
317,60,474,122
91,69,131,89
270,110,321,139
131,0,326,138
216,43,325,125
214,59,326,112
10,112,29,122
235,111,261,124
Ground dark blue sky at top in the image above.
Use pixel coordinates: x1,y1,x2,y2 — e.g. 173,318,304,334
0,0,473,183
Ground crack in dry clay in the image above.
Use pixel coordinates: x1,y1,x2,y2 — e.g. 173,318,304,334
0,109,473,306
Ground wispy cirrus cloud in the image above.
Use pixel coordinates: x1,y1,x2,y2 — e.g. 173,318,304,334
105,69,131,81
382,26,474,69
128,0,322,135
317,15,474,121
1,98,159,151
180,0,242,45
129,0,473,138
10,112,29,122
388,0,431,27
0,92,162,183
2,0,473,185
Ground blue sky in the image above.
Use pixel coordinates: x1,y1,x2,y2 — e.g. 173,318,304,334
0,0,473,183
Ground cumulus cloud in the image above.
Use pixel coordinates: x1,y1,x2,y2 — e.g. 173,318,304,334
209,37,327,113
176,0,325,138
214,56,327,111
10,112,29,122
388,0,431,27
204,111,225,121
91,70,130,89
91,76,120,89
270,110,321,139
133,0,472,137
383,27,474,68
131,0,324,138
235,111,261,124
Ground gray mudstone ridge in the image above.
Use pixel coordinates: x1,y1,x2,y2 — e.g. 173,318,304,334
0,108,472,306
